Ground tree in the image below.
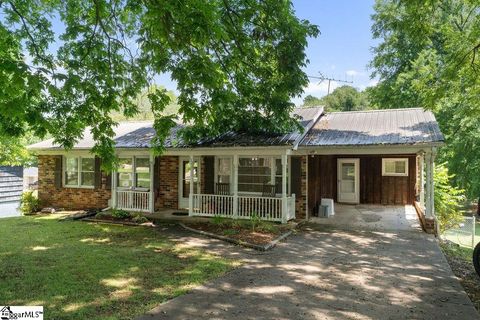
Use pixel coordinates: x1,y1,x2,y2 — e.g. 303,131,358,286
321,85,369,112
370,0,480,213
302,95,323,107
434,164,465,233
302,86,370,111
0,0,319,169
111,85,180,121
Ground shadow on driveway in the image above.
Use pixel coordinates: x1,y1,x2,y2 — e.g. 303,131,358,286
138,223,479,320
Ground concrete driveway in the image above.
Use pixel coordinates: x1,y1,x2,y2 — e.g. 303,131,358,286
139,213,479,320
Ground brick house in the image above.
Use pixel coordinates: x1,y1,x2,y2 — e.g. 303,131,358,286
29,107,443,224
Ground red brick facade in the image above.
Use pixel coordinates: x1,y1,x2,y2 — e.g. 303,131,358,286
38,155,111,210
295,156,307,219
154,156,179,210
38,154,308,220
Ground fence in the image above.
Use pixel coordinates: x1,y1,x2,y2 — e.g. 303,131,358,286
443,216,476,248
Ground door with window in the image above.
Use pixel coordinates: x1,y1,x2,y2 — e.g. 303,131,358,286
337,158,360,203
179,157,200,208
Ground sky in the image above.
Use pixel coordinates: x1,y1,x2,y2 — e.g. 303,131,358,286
155,0,379,105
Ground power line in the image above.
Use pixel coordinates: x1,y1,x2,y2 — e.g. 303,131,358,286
307,73,353,95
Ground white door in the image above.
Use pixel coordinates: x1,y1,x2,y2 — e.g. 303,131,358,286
337,159,360,204
178,157,200,209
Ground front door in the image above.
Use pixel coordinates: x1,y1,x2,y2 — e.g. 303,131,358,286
178,157,200,209
337,158,360,204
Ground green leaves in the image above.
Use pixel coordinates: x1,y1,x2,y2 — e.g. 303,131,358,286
0,0,317,170
370,0,480,201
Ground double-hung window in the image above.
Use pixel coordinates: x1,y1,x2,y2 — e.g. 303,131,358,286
382,158,409,176
117,156,151,190
64,156,95,188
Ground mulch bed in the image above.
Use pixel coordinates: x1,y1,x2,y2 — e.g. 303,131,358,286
183,222,291,246
440,242,480,311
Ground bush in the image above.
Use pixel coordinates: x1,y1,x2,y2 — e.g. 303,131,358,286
249,212,261,232
111,209,131,220
20,191,40,215
434,164,466,233
211,215,226,226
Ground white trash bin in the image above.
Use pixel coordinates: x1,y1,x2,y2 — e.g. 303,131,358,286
321,198,335,217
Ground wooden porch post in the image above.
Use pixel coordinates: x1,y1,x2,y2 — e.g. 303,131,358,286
425,150,435,219
419,152,425,209
188,155,194,216
281,154,288,223
149,153,155,213
112,169,117,209
233,154,239,219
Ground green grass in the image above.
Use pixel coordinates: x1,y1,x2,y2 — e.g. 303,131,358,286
0,215,237,320
440,241,473,261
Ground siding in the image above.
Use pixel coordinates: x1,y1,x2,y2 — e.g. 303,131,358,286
308,155,417,214
0,166,23,203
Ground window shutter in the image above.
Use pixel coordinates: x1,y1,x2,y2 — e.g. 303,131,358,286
204,156,215,194
94,157,102,189
153,156,160,192
291,156,302,196
54,156,62,189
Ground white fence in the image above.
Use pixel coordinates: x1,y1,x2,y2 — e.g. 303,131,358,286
443,216,476,248
116,190,151,212
192,194,296,223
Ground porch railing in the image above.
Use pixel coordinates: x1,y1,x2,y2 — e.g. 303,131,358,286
192,193,296,223
116,190,151,212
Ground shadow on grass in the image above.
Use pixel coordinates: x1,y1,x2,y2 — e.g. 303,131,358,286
0,216,236,320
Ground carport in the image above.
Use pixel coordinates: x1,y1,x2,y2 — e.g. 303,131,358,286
311,204,421,231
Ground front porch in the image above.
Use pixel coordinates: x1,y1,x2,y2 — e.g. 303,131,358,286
111,151,300,223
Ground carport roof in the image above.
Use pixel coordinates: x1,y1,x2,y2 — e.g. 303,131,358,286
300,108,444,147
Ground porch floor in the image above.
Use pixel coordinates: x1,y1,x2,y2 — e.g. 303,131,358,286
310,204,421,231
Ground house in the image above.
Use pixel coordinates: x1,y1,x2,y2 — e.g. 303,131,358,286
0,166,23,203
28,107,443,230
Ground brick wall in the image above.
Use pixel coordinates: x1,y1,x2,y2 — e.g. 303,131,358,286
38,155,111,210
295,156,307,219
155,156,179,210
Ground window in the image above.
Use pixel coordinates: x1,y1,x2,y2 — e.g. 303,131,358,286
217,157,231,184
64,156,94,187
238,157,272,193
118,157,151,190
382,158,409,176
135,158,151,189
236,157,289,194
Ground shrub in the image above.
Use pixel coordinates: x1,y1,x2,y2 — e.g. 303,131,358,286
249,212,261,232
434,164,466,233
20,191,40,215
111,209,131,220
211,215,225,226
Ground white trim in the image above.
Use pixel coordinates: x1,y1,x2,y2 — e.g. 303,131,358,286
179,156,201,209
63,155,95,189
296,144,443,155
381,158,409,177
337,158,360,204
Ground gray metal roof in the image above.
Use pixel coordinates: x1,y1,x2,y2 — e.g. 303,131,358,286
300,108,444,147
29,107,324,150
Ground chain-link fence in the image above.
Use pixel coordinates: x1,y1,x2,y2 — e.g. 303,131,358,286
443,216,476,248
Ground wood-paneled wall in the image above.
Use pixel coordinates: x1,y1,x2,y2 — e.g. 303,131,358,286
308,154,417,214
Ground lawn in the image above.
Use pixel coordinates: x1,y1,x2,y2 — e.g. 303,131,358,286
0,215,237,319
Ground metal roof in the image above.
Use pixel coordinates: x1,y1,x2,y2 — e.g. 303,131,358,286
300,108,444,147
29,107,324,150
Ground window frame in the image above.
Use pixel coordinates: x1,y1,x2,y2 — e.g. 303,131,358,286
216,156,289,196
63,156,95,189
117,156,151,191
382,158,409,177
